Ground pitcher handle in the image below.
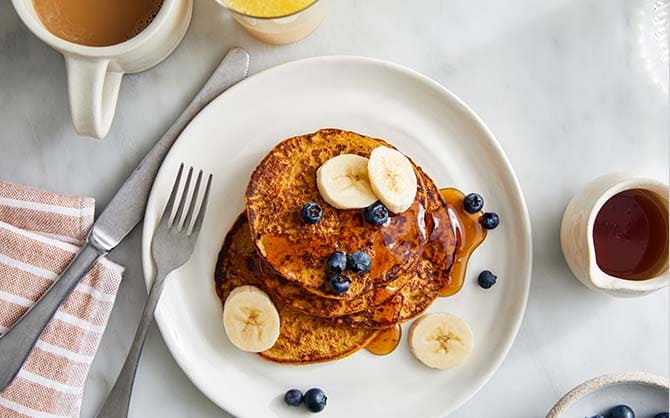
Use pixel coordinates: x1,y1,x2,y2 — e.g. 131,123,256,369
65,55,122,139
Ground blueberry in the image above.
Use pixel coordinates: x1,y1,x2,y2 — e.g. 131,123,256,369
589,416,605,418
347,251,371,273
303,388,327,413
607,405,635,418
478,270,497,289
463,193,484,213
302,202,323,224
327,251,347,272
654,414,669,418
364,201,389,226
329,273,351,294
480,212,500,230
284,389,303,407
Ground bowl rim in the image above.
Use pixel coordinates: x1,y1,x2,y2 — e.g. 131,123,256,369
546,371,670,417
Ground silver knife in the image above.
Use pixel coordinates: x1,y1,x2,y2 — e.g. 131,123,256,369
0,47,250,392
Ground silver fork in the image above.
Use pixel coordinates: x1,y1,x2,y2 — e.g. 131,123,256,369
96,164,212,418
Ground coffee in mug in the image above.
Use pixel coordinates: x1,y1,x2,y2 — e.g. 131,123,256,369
13,0,191,138
33,0,163,47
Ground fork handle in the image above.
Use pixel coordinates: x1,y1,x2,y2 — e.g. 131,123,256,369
0,243,106,391
95,270,168,418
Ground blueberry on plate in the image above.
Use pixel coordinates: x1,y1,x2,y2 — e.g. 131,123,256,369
327,251,347,273
347,251,372,273
329,273,351,294
302,202,323,224
654,413,669,418
364,201,389,226
480,212,500,230
284,389,303,407
589,415,605,418
478,270,497,289
304,388,327,413
607,404,635,418
463,193,484,213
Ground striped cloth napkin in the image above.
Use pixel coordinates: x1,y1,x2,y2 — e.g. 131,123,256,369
0,181,123,418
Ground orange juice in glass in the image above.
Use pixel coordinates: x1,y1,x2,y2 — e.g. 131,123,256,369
220,0,326,44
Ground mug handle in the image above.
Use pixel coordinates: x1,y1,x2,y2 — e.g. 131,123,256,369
65,56,123,139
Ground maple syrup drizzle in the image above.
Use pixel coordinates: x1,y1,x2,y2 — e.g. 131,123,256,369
593,189,668,280
438,188,487,297
364,188,487,355
366,324,402,355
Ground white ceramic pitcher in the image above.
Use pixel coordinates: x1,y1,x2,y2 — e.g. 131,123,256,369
561,173,669,297
12,0,192,139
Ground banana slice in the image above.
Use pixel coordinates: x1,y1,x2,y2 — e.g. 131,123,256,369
317,154,378,209
367,146,417,213
408,313,473,370
223,285,280,353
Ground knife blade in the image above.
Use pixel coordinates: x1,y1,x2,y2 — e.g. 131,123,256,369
0,47,250,392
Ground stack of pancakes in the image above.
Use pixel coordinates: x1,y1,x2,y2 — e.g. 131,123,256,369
215,129,458,364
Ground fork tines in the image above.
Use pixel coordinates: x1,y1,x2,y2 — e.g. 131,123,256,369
162,163,213,236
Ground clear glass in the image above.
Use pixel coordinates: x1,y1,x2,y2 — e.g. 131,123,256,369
219,0,326,45
636,0,669,93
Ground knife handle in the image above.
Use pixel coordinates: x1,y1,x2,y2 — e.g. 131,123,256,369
0,243,106,392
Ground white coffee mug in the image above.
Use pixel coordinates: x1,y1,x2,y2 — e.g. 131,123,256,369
12,0,193,139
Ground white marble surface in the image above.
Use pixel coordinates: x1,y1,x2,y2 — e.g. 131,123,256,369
0,0,668,417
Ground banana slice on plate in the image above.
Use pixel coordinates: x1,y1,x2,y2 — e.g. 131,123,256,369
408,313,473,370
367,146,417,213
317,154,378,209
223,285,280,353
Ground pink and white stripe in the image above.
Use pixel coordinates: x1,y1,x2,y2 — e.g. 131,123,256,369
0,181,123,418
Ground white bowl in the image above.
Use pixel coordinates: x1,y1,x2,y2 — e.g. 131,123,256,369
546,372,669,417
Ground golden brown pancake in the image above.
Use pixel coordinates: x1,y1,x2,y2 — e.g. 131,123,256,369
215,130,460,364
245,129,427,300
417,166,459,293
395,168,458,322
397,259,444,322
214,215,265,299
330,293,404,329
330,256,454,329
214,214,378,364
329,170,459,328
258,169,455,322
261,266,374,317
261,305,378,364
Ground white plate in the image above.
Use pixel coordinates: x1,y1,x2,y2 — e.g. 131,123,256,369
547,372,669,417
141,56,532,418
